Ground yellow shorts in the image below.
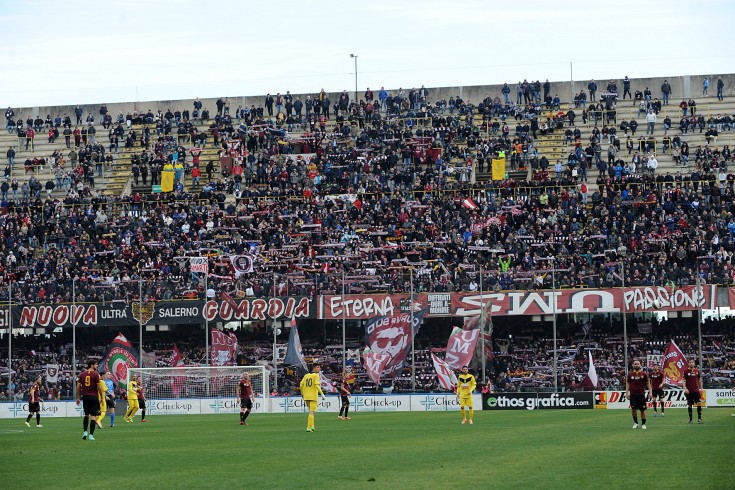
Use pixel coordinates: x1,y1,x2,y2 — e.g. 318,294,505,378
305,400,318,412
459,397,473,408
128,399,140,412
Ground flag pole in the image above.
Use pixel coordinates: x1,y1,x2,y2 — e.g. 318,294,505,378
480,264,486,385
622,265,628,375
72,278,76,400
139,277,143,369
410,267,415,393
205,271,209,368
552,261,558,390
272,270,277,394
342,269,346,377
7,282,12,398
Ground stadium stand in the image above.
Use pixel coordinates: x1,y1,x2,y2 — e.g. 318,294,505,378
2,75,735,398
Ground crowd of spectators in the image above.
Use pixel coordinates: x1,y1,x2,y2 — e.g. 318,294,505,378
1,315,732,400
2,80,735,305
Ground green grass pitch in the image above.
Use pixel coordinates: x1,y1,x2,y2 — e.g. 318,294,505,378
1,409,731,489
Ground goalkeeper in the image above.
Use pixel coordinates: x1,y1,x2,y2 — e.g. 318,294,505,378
456,366,477,425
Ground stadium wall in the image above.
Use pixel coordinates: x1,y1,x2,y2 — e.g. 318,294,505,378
2,390,731,418
12,74,735,120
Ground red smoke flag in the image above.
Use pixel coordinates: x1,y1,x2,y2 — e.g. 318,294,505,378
661,340,687,386
462,198,478,210
444,326,480,370
431,352,458,391
363,348,390,385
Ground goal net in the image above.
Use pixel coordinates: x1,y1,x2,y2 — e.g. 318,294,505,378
128,366,268,401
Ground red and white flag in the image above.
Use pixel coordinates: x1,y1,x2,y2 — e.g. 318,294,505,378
661,340,687,386
210,329,238,366
170,344,186,398
431,352,457,391
363,348,390,385
319,371,338,394
444,326,480,370
587,350,599,388
462,198,478,210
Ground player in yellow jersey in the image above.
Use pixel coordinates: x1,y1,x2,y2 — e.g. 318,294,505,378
124,375,139,423
456,366,477,424
300,363,325,432
97,372,108,428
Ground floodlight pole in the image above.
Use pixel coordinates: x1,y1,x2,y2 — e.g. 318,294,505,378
7,282,12,398
552,262,558,390
272,270,277,394
72,278,76,399
139,278,143,368
622,265,628,374
480,264,486,385
342,270,346,376
410,268,415,393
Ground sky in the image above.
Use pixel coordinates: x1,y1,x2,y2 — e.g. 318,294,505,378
2,0,734,108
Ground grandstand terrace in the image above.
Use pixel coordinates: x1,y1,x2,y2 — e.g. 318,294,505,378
2,73,735,400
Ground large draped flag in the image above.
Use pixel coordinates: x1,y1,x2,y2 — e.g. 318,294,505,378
491,157,506,181
431,352,457,391
284,317,308,370
102,333,139,390
444,326,480,370
210,329,238,366
160,163,174,192
463,296,494,368
364,309,426,378
363,348,390,385
662,340,687,386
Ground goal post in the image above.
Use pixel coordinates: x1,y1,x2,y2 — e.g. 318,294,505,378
128,366,269,414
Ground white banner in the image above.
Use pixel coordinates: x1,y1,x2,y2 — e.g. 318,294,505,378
0,401,75,418
190,257,208,273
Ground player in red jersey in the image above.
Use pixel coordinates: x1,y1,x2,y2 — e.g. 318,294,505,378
338,376,351,420
682,359,703,424
25,377,43,428
238,372,253,425
136,375,148,423
650,365,665,417
76,360,104,441
625,360,652,430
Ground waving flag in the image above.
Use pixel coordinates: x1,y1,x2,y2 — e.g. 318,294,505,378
284,317,308,370
319,371,338,394
364,309,426,378
102,333,139,390
211,329,238,366
662,340,687,386
444,326,480,369
170,344,186,398
431,352,457,391
363,348,390,385
587,350,599,388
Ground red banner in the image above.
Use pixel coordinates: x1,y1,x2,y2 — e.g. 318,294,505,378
318,285,714,320
210,329,238,366
661,341,688,387
444,327,480,370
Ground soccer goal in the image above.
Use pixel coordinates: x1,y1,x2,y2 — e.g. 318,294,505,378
128,366,269,401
